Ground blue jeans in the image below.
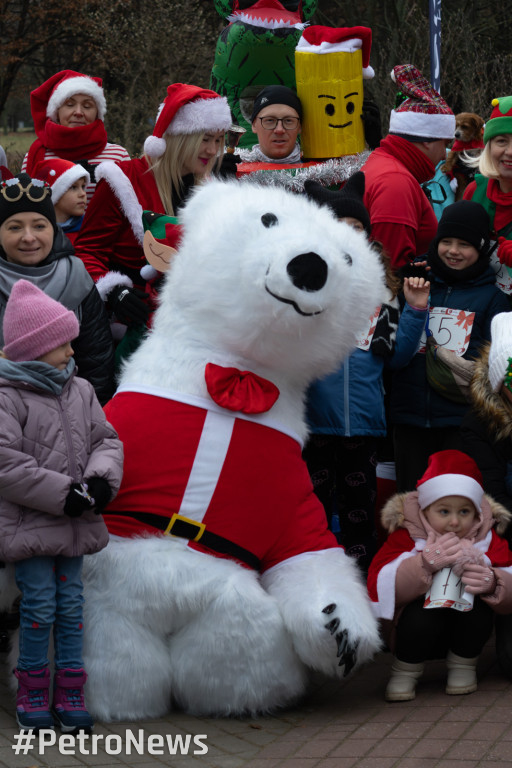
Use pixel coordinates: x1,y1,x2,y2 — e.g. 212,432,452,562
15,555,84,671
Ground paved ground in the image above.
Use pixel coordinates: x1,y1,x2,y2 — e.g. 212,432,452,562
0,636,510,768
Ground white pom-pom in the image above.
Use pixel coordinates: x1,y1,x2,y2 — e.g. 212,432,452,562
390,69,397,83
449,177,458,192
140,264,159,281
143,135,167,158
363,66,375,80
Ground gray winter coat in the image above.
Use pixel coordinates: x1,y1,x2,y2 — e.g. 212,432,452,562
0,368,123,560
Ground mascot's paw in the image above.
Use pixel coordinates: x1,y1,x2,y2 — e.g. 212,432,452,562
323,604,359,677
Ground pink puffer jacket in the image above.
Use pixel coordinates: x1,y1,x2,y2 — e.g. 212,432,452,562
0,372,123,560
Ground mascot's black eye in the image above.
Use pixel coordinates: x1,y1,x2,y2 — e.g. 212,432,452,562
261,213,278,228
343,253,352,266
346,101,355,115
325,103,335,116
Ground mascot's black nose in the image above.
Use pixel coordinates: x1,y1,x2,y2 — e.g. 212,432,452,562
287,252,328,292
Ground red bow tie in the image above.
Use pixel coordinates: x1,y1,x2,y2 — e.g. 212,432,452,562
205,363,280,414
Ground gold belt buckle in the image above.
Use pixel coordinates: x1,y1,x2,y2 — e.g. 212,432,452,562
165,513,205,542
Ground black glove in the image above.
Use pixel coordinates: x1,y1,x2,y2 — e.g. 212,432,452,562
86,477,112,513
215,153,241,179
109,285,150,326
64,483,94,518
361,98,382,150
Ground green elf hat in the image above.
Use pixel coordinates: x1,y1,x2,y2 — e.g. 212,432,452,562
141,210,183,278
483,95,512,143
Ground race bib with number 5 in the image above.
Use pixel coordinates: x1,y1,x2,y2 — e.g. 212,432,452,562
417,306,474,356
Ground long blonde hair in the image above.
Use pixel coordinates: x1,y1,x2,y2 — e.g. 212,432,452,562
146,132,222,215
465,139,500,180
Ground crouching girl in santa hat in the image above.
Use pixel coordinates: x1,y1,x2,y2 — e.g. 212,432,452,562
22,70,130,206
73,83,232,364
368,449,512,701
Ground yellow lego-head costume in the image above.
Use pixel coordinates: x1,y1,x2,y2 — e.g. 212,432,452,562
295,26,374,159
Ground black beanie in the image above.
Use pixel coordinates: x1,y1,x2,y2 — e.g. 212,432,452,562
435,201,490,254
251,85,303,122
304,172,371,236
0,173,57,234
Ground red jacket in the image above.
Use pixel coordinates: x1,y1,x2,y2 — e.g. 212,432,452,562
103,387,338,572
362,135,438,270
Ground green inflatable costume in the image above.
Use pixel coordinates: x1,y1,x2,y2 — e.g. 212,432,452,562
211,0,317,149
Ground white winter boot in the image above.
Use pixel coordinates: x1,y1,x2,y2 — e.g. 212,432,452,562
385,657,424,702
445,651,478,695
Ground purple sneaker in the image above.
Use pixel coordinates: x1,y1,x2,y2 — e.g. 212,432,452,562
14,667,54,731
52,668,94,733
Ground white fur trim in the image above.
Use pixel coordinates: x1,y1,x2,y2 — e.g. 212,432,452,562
143,135,167,158
95,161,144,244
375,550,418,620
417,473,484,512
50,164,90,204
296,36,365,55
46,76,106,121
228,12,306,30
95,271,133,301
389,109,455,139
167,97,232,136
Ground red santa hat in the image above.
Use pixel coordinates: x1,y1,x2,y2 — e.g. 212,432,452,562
416,450,484,511
144,83,232,159
32,159,90,204
389,64,455,140
296,26,374,79
31,70,107,126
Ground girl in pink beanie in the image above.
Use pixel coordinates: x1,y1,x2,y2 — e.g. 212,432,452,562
0,280,123,732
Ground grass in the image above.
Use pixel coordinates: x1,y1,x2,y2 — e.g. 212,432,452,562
2,131,37,174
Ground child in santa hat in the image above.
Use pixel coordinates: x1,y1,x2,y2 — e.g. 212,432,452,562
33,159,90,245
22,70,130,206
368,449,512,701
73,83,231,362
0,280,123,732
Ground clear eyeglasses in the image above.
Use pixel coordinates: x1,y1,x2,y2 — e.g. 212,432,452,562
259,116,300,130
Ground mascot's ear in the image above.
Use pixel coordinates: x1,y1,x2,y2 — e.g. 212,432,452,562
261,212,278,228
143,230,177,273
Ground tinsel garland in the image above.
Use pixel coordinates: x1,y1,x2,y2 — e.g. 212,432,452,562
237,152,371,192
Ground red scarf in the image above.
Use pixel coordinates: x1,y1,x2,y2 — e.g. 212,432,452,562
379,134,436,186
25,119,108,173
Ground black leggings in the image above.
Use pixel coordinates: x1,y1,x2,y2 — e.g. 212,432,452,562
395,596,494,663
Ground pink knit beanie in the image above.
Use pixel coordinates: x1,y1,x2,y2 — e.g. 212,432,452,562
3,280,79,362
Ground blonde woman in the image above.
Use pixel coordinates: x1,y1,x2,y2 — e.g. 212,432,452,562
464,96,512,270
74,84,231,329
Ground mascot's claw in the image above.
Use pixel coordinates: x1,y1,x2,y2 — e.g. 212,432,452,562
324,617,340,635
322,603,336,614
336,629,359,677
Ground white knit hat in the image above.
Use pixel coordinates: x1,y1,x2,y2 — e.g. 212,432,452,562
488,312,512,392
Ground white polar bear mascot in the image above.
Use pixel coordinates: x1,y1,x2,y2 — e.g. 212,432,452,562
82,179,385,720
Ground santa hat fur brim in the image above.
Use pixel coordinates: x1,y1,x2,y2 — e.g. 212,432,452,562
166,96,231,136
389,109,455,139
50,165,91,204
46,76,107,121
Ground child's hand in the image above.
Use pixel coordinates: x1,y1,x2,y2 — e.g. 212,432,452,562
86,477,112,513
403,275,430,309
422,532,462,572
461,563,496,594
64,483,95,518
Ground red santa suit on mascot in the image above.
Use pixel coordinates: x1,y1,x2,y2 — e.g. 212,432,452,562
81,179,384,720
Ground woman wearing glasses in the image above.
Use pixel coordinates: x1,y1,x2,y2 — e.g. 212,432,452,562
239,85,302,163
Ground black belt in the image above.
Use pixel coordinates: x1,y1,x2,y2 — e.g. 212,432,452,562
107,511,260,570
